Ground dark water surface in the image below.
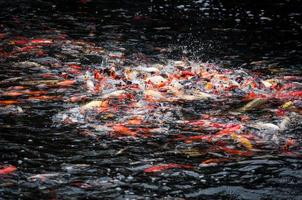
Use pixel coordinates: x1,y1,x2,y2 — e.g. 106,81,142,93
0,0,302,199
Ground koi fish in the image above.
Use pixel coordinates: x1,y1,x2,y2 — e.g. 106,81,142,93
282,138,296,151
201,158,234,165
0,165,17,175
68,64,82,70
68,95,87,103
282,76,302,81
86,79,95,92
28,173,60,182
127,117,143,125
219,146,254,157
0,33,5,39
180,71,195,79
17,46,37,52
30,39,53,44
275,109,286,117
275,91,302,100
57,80,76,87
144,163,192,173
231,133,253,150
184,135,211,143
2,91,24,97
24,90,48,96
10,39,29,45
27,95,60,101
244,92,268,100
94,70,102,80
41,73,57,79
188,120,206,126
238,98,268,112
112,124,136,136
7,86,27,90
215,124,242,137
81,100,103,110
0,100,19,105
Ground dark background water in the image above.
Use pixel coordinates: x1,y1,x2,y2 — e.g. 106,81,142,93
0,0,301,199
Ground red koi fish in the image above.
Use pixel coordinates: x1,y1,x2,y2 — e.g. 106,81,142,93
181,71,195,79
144,163,192,173
17,46,37,52
224,85,238,91
0,165,17,175
10,39,29,45
94,70,102,80
68,64,82,70
208,122,229,129
188,120,206,126
279,83,301,91
275,91,302,100
30,39,53,44
0,33,5,39
184,135,211,143
215,124,242,137
275,109,286,117
41,73,57,79
67,68,82,75
219,146,253,157
244,92,268,100
282,138,296,151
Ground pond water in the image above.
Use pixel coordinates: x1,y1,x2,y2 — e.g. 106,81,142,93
0,0,301,199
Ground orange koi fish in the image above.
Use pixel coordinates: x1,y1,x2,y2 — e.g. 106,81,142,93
24,90,48,96
201,158,234,165
144,163,192,173
2,91,24,97
184,135,211,143
68,95,87,103
7,86,27,90
57,80,76,87
112,124,137,136
0,100,19,105
28,95,60,101
127,117,143,125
